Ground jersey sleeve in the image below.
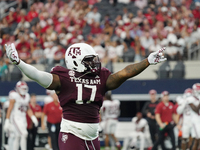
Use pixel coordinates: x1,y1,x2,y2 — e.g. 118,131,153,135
8,92,18,100
50,66,67,75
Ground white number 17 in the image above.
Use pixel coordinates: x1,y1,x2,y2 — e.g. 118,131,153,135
76,84,97,104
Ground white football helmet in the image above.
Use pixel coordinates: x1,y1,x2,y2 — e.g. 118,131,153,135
192,83,200,97
65,43,101,74
183,88,193,98
15,81,29,96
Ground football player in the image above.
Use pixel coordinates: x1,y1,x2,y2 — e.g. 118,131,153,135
122,112,151,150
176,88,194,150
186,83,200,150
100,91,121,150
5,43,166,150
4,81,38,150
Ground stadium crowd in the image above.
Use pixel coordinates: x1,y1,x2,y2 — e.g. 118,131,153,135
0,0,200,76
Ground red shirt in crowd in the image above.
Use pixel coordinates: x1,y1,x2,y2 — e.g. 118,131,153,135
16,42,30,51
26,104,42,129
155,101,176,123
192,9,200,19
43,101,62,124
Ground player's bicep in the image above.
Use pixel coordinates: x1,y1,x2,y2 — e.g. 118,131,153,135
47,74,61,91
8,99,15,109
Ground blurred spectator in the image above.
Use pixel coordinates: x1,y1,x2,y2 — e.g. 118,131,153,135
152,91,178,150
103,21,114,38
0,0,8,16
142,89,159,144
134,0,148,9
32,0,44,14
140,32,154,55
41,91,62,150
53,44,65,66
0,58,8,81
6,7,17,26
105,41,118,63
16,9,27,23
16,33,30,52
46,25,58,42
18,45,32,64
32,43,45,64
115,20,125,38
149,38,162,54
90,21,102,35
156,0,169,6
93,37,106,63
115,40,126,62
85,7,101,25
122,7,129,22
44,42,57,70
165,42,179,61
134,36,145,61
17,17,30,31
26,93,42,150
26,5,38,22
0,0,199,64
129,24,142,39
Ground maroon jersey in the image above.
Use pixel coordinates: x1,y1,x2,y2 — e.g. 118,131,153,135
51,66,111,123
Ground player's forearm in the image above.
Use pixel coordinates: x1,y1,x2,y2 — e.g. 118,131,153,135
35,112,42,118
122,59,150,78
106,59,149,90
27,108,34,117
173,114,179,124
6,101,14,119
17,60,53,88
41,113,46,126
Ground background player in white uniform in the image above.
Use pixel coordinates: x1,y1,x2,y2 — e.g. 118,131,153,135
4,81,38,150
186,83,200,150
122,112,151,150
176,88,194,150
100,91,121,150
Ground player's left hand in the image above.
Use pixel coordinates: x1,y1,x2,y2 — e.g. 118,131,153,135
31,115,39,127
4,119,11,133
5,43,20,65
147,47,167,65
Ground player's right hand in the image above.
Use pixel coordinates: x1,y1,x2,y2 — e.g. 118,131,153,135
147,47,167,65
4,119,11,133
5,43,20,65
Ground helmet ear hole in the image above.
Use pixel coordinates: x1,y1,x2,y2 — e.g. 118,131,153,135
73,61,78,67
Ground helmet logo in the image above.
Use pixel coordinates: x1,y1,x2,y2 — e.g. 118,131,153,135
68,47,81,57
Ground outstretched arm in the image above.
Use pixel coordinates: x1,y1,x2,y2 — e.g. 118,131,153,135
5,43,61,90
106,59,149,90
106,47,166,90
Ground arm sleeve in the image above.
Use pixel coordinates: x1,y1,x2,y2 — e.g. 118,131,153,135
17,60,53,88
